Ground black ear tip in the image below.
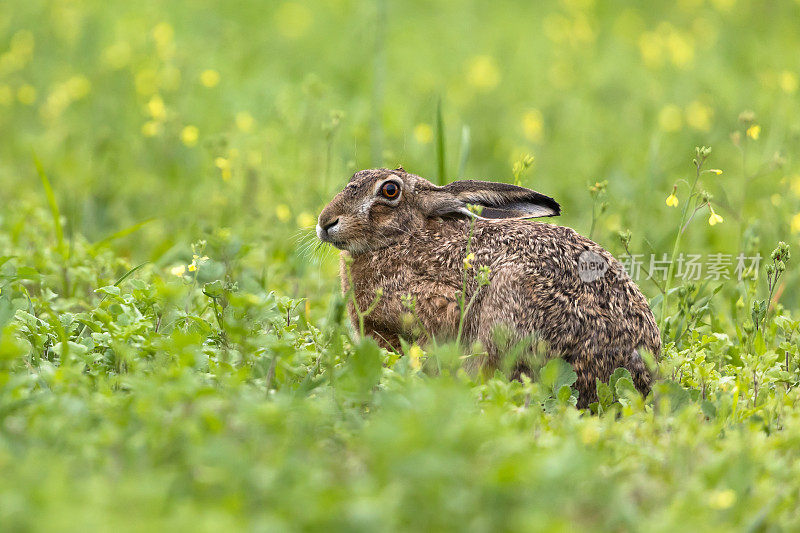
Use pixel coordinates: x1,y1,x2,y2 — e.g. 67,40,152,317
533,192,561,216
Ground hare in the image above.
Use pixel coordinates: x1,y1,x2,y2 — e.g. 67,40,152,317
316,168,660,407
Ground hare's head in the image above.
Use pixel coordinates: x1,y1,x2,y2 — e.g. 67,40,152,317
316,168,560,254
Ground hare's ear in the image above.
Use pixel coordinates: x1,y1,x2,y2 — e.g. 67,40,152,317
435,180,560,219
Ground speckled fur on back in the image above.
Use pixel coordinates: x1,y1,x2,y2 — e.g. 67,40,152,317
317,168,661,407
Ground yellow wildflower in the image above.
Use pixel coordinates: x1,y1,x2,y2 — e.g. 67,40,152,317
181,125,199,147
408,344,423,371
666,193,679,207
708,206,724,226
170,265,186,277
152,22,174,47
413,123,433,144
746,124,761,140
215,157,232,181
235,111,254,132
791,175,800,196
141,121,161,137
466,55,500,91
658,104,683,132
463,252,475,269
297,212,316,228
708,169,723,175
200,69,220,88
791,213,800,234
187,264,197,272
780,70,798,94
708,489,736,510
686,101,713,131
276,204,291,222
522,109,544,142
147,95,166,120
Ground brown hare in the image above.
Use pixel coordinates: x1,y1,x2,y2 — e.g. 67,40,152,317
316,168,660,407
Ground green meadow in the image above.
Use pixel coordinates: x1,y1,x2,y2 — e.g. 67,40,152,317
1,0,800,530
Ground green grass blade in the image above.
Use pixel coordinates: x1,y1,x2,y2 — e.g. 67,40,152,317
33,154,67,260
457,125,471,177
93,219,156,251
114,261,149,287
435,98,447,185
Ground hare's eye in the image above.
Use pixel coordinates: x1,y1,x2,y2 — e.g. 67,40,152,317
380,181,400,199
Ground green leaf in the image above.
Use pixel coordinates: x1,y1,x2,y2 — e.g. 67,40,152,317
596,379,613,409
33,154,68,261
540,358,577,395
337,337,383,402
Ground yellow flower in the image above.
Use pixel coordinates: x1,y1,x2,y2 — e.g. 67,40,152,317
708,489,736,510
235,111,254,132
413,123,433,144
666,32,694,68
779,70,798,94
658,104,683,132
791,213,800,234
791,174,800,196
141,120,161,137
746,124,761,140
17,84,36,105
463,252,475,269
200,69,220,88
708,169,723,175
686,101,713,131
666,193,679,207
522,109,544,142
466,55,500,91
297,212,316,228
152,22,174,47
708,207,724,226
408,344,423,371
147,95,166,120
187,263,197,272
276,204,291,222
181,125,199,147
170,265,186,277
215,157,232,181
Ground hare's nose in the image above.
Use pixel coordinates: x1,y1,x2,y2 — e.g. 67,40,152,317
322,217,339,231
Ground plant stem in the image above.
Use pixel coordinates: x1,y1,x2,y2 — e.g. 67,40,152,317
659,155,705,337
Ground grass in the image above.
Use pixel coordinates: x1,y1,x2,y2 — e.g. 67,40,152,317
1,0,800,530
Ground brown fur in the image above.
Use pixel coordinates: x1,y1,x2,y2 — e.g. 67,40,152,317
317,168,661,407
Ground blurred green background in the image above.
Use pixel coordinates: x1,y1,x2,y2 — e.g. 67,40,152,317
2,0,798,306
